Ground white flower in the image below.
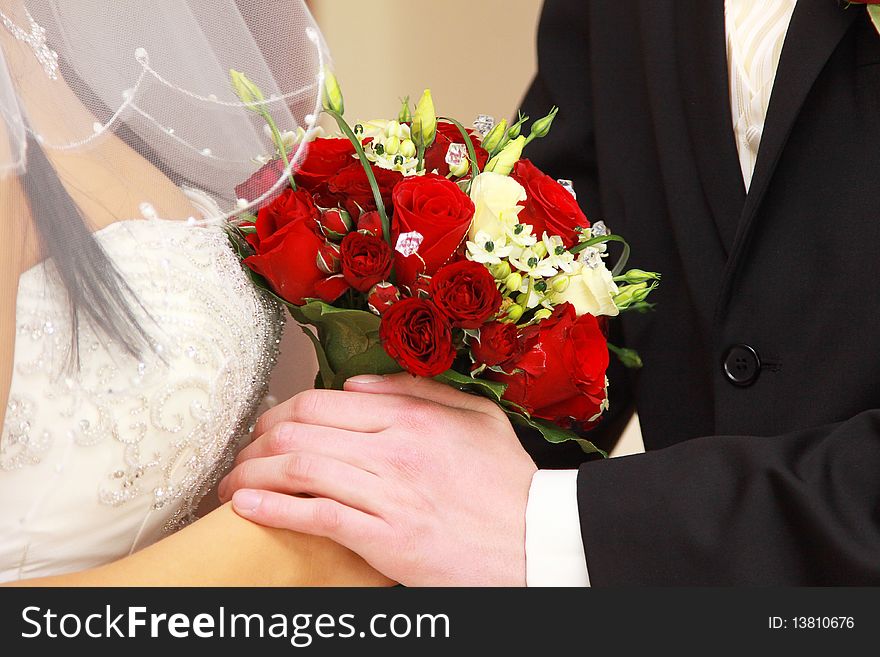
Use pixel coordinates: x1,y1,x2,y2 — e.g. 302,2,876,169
466,230,514,265
468,172,527,241
509,246,558,278
552,260,619,317
504,221,538,248
542,232,576,273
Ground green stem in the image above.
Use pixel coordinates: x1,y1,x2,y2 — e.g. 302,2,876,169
570,234,631,276
259,109,297,191
438,116,480,185
324,109,392,247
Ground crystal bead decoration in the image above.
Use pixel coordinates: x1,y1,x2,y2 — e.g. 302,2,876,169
0,8,59,80
557,178,577,199
590,221,610,237
445,143,468,167
395,231,424,257
472,114,495,136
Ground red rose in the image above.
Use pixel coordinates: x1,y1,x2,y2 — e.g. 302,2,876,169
391,173,475,289
340,231,393,292
510,159,590,247
327,162,403,217
295,138,356,195
379,297,456,377
429,260,501,329
367,282,400,315
424,122,489,177
235,158,286,209
471,321,524,367
243,188,349,305
249,187,318,252
487,303,609,427
357,210,384,239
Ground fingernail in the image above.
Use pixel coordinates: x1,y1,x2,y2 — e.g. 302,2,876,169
346,374,387,384
232,490,263,514
217,477,228,501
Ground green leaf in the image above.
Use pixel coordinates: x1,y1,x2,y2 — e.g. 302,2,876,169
607,342,643,369
298,324,335,389
869,6,880,36
290,300,401,389
506,411,606,457
433,369,507,402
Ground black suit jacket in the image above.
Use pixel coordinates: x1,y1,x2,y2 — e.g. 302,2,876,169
518,0,880,584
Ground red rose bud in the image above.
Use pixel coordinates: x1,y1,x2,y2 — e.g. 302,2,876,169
317,207,352,242
340,231,393,292
357,210,384,239
429,260,502,329
379,297,456,377
486,303,609,427
367,282,400,315
510,159,590,248
471,321,524,368
316,241,342,275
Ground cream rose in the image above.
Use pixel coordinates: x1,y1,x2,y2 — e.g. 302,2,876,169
468,171,527,241
553,260,620,317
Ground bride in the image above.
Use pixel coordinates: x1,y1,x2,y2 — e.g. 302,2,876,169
0,0,389,586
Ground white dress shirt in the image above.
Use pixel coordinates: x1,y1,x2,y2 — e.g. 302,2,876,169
524,0,797,586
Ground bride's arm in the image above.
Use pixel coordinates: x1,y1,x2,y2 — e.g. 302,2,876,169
6,503,393,587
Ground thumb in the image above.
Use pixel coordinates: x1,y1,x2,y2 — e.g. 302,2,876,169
344,372,497,415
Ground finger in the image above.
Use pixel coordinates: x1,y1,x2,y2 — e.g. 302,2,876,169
234,422,377,469
232,489,390,552
254,388,409,436
219,452,386,512
344,372,501,416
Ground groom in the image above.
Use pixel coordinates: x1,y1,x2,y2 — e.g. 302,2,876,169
219,0,880,585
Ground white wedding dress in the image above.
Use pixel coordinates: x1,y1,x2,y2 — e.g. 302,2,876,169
0,218,284,582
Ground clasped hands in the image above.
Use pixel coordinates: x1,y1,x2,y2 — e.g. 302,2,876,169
218,373,537,586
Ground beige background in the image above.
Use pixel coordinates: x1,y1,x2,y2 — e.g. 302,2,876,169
266,0,643,457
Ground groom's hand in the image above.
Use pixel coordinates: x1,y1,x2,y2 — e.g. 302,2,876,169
218,373,536,586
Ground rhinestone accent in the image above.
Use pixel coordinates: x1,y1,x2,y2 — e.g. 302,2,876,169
395,231,424,257
445,143,468,167
472,114,495,136
556,178,576,199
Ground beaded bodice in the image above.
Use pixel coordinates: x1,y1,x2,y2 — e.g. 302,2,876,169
0,219,283,581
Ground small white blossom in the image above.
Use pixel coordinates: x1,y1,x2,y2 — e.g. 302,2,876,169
509,246,558,278
505,221,538,248
542,232,576,273
466,230,514,265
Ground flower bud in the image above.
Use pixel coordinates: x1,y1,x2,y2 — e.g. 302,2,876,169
528,106,558,141
532,308,552,321
321,68,345,115
532,241,548,259
613,282,653,307
229,69,264,108
515,292,528,306
398,96,412,123
551,275,570,293
615,268,661,284
384,120,401,138
384,135,400,155
449,157,469,177
317,207,352,242
504,304,525,323
411,89,437,148
400,139,417,158
484,135,525,176
504,272,523,292
490,261,512,280
481,119,508,153
316,241,342,274
367,282,400,315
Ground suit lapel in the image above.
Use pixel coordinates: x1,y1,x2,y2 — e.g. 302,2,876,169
721,0,858,288
675,0,746,254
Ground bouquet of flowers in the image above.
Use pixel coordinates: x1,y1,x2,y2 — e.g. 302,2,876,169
226,70,658,453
